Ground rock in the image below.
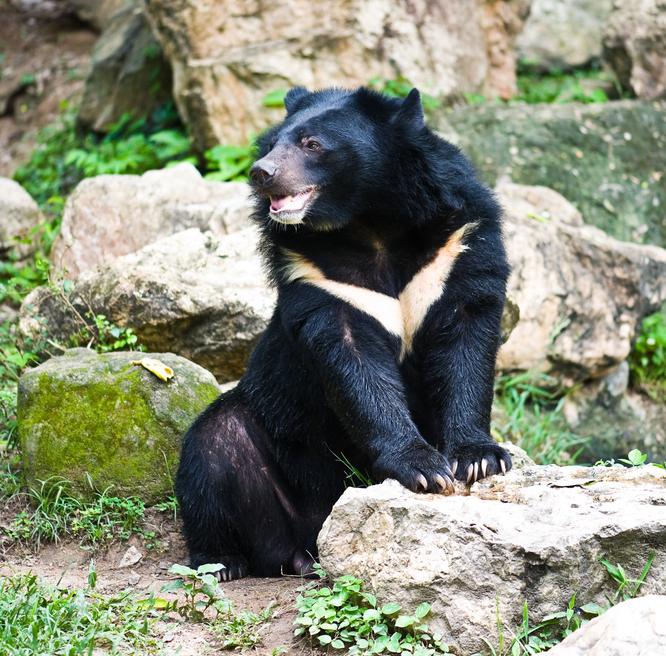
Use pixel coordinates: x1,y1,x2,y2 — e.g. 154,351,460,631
437,101,666,248
603,0,666,100
118,545,143,568
78,2,172,133
18,348,220,502
50,164,253,278
127,570,141,585
543,595,666,655
0,178,44,258
22,228,275,381
502,441,535,468
497,183,666,380
70,0,130,30
318,466,666,655
517,0,614,70
8,0,71,18
564,383,666,462
143,0,531,149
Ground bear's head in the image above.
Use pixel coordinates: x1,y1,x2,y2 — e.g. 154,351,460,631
249,86,452,232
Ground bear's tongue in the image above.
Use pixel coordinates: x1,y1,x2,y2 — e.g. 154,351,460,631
270,189,312,212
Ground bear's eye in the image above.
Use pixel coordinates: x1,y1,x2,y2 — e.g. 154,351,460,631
303,138,321,152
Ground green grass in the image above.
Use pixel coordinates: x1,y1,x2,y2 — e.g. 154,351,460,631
0,570,160,655
6,478,156,549
492,372,587,465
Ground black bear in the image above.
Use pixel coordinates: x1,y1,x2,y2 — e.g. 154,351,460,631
177,86,512,580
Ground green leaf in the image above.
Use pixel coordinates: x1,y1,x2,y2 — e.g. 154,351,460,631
363,608,382,621
168,563,196,576
414,602,431,619
197,563,226,575
331,639,345,649
395,615,415,628
382,602,402,616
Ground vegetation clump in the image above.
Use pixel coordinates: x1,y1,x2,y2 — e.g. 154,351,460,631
295,565,449,654
629,311,666,403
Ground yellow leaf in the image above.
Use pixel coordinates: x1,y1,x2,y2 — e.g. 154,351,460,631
130,358,174,382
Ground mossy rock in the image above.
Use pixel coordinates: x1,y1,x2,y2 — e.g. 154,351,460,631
18,349,220,503
436,100,666,247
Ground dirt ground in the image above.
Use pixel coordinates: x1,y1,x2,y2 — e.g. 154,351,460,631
0,4,96,176
0,503,316,655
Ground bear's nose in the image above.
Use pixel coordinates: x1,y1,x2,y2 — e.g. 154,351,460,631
250,159,278,186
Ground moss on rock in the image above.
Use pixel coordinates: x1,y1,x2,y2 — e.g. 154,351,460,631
18,349,220,503
436,100,666,247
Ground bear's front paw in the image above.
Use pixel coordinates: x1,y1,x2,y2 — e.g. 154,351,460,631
373,442,455,495
448,441,512,485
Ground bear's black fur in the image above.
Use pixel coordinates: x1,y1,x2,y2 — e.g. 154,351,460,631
176,87,512,580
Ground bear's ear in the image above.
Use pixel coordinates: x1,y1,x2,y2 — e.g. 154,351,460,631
284,87,310,115
394,88,425,129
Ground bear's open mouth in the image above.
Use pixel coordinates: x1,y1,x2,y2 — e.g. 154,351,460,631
269,187,317,222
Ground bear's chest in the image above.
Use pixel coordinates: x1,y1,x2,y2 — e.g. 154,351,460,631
282,223,473,358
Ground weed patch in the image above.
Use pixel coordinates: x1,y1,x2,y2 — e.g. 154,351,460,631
492,372,587,465
6,478,158,549
0,569,159,655
295,565,449,654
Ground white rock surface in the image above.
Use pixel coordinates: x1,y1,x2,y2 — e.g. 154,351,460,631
318,465,666,655
517,0,613,69
23,228,274,381
497,183,666,379
50,164,253,277
603,0,666,100
543,595,666,655
0,177,44,258
144,0,531,148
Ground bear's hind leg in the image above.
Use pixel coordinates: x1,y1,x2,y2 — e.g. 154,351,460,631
176,391,304,580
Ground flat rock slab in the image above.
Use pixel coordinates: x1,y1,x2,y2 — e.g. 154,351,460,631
318,465,666,655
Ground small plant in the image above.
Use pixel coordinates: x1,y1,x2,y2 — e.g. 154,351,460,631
334,451,374,488
492,372,587,465
629,311,666,403
368,76,441,113
161,563,231,622
204,143,256,181
618,448,648,467
0,570,159,655
295,565,449,654
599,552,655,605
213,605,274,649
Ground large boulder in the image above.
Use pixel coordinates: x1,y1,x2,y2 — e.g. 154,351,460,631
18,348,220,502
318,466,666,655
498,183,666,380
23,228,275,381
603,0,666,101
517,0,614,70
50,164,253,278
78,1,172,132
543,595,666,655
437,101,666,248
0,177,44,259
143,0,531,149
